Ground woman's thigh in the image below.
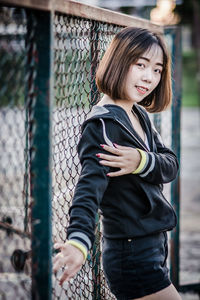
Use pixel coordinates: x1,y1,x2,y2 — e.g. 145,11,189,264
133,284,182,300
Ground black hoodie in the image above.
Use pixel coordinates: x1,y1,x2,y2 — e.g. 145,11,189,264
67,104,178,251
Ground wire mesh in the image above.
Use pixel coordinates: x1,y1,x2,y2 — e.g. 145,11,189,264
0,6,35,299
52,13,124,299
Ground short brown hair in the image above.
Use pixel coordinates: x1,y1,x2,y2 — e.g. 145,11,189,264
96,27,172,113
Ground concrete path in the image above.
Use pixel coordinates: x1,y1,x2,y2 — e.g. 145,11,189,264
179,107,200,300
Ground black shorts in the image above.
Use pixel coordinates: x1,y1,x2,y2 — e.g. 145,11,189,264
102,232,171,300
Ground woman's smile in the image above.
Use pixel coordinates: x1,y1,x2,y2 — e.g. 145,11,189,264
135,85,149,95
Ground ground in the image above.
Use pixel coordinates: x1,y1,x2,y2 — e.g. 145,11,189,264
179,107,200,300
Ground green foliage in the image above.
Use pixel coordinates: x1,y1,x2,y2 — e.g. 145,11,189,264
182,51,199,107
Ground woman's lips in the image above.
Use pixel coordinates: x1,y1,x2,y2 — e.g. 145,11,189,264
136,86,149,95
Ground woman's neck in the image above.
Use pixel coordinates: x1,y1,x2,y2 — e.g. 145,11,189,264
97,95,135,114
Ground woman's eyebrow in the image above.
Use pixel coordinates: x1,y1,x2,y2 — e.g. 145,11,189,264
139,56,163,67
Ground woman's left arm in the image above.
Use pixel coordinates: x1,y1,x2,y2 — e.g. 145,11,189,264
97,130,179,184
136,129,179,184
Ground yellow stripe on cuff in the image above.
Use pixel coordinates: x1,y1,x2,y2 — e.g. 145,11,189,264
67,240,88,261
132,149,147,174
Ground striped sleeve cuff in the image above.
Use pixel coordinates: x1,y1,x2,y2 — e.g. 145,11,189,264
132,148,148,174
68,231,91,252
139,152,155,178
67,240,88,261
132,149,155,178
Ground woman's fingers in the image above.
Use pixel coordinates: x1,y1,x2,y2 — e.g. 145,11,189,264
53,253,68,273
112,144,128,150
97,153,121,162
99,160,122,168
100,144,123,155
97,144,132,161
107,169,128,177
54,242,65,250
53,252,64,265
59,268,70,285
59,264,82,285
101,143,128,152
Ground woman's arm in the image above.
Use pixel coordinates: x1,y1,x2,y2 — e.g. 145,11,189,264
53,120,110,283
138,128,179,184
97,130,179,185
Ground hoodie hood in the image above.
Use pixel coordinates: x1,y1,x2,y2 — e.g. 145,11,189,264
83,104,153,152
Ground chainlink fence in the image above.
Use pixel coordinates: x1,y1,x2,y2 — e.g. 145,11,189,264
0,7,33,299
52,13,123,299
0,2,181,300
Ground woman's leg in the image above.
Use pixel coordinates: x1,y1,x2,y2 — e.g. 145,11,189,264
133,284,182,300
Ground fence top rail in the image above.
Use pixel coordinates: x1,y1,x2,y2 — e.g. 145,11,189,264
0,0,163,32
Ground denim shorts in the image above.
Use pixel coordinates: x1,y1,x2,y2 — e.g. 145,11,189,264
102,232,171,300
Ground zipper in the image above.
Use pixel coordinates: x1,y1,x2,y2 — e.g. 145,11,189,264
114,118,150,152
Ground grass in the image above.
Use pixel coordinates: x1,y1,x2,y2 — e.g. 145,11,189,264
182,51,199,107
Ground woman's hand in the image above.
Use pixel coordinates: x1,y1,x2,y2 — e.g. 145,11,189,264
53,242,85,285
96,144,141,177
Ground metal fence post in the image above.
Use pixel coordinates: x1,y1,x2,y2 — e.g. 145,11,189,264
165,26,182,289
28,10,53,300
90,20,100,106
153,113,162,134
90,20,101,300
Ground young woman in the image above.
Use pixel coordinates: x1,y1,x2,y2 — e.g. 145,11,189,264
53,27,182,300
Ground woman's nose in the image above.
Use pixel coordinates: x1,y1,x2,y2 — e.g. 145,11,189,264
141,69,152,83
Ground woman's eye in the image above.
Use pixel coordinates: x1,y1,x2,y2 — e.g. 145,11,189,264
137,63,145,68
155,69,162,74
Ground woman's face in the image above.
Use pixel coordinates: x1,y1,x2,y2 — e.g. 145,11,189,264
125,44,163,103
